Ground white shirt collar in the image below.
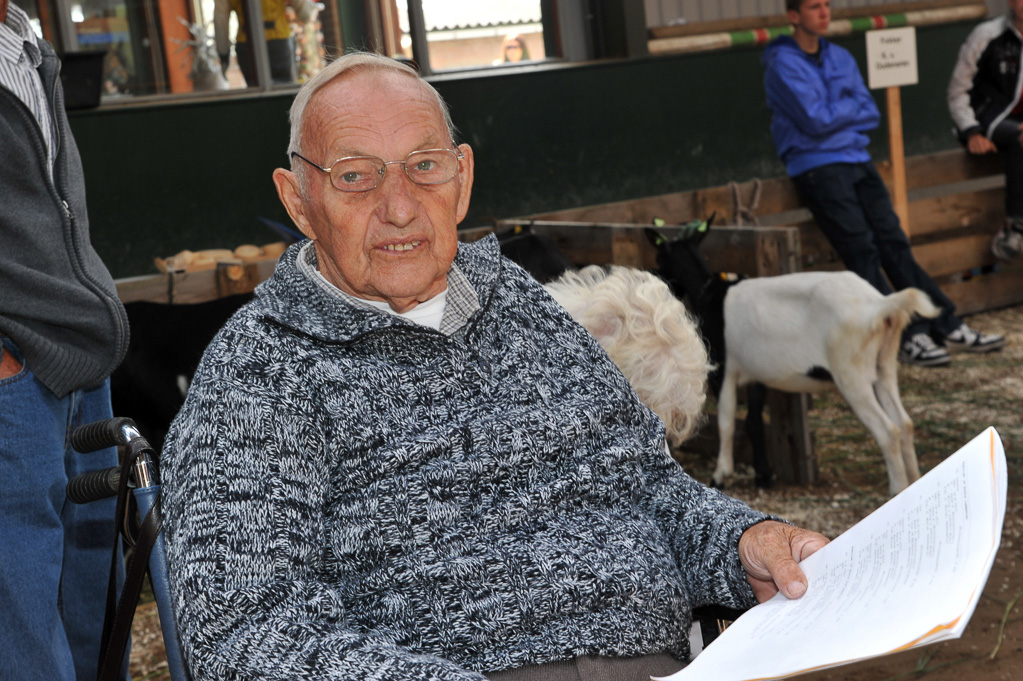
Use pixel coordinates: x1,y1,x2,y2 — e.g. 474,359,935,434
0,4,42,69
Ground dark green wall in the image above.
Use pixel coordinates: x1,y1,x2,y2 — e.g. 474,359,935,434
70,94,294,277
70,21,976,278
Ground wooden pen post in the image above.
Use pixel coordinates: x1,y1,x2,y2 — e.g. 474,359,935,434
886,86,911,236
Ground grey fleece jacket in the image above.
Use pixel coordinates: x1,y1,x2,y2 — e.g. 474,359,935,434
0,38,128,397
163,236,768,681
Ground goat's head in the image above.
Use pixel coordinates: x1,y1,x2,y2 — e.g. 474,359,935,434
643,213,716,299
497,222,574,284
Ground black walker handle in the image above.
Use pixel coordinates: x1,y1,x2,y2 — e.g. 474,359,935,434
70,417,141,453
67,417,154,506
66,466,121,504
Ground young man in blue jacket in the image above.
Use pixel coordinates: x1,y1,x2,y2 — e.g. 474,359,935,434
762,0,1005,366
948,0,1023,261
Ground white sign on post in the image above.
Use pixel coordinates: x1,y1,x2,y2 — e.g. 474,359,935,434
865,26,917,235
865,26,918,89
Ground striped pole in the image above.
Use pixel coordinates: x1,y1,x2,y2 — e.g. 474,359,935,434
648,5,987,56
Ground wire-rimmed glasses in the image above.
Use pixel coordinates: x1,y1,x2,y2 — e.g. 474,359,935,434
291,148,464,192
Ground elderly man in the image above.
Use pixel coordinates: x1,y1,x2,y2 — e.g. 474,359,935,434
163,52,827,681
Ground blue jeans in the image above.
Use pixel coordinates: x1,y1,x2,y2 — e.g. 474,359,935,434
0,336,127,681
792,161,961,340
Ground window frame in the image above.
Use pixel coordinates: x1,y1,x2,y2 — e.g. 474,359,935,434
401,0,595,77
43,0,648,107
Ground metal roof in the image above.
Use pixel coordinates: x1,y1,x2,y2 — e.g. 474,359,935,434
400,1,543,31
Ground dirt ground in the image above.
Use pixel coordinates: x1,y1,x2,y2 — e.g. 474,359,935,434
128,305,1023,681
673,303,1023,681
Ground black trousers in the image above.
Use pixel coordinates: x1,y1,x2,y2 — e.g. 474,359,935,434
792,161,961,340
990,117,1023,219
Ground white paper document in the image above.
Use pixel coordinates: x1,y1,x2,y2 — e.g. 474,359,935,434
657,427,1008,681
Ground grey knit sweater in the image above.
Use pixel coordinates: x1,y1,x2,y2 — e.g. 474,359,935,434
163,236,768,681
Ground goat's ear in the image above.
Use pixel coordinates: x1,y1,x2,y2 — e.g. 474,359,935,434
644,227,667,248
679,216,706,240
690,212,713,245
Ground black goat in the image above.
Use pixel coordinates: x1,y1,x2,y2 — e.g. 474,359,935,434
496,224,574,283
645,216,774,488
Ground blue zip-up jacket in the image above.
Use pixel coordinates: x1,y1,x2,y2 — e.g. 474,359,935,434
762,35,880,177
163,237,769,681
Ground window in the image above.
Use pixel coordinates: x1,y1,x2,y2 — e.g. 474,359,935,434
407,0,546,71
47,0,333,101
370,0,593,75
31,0,634,105
210,0,330,88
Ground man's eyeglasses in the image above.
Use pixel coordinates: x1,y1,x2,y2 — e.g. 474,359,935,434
291,148,463,192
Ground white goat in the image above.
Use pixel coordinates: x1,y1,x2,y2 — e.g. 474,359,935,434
545,265,712,446
715,271,938,496
647,221,941,496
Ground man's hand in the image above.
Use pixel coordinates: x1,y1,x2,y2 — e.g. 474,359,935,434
967,132,997,155
0,343,22,379
738,520,829,603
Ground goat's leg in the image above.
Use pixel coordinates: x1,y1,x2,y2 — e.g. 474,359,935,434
713,369,740,488
745,382,773,488
872,361,920,486
834,375,908,496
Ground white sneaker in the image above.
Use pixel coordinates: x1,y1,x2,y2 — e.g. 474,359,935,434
944,323,1006,353
991,219,1023,261
898,333,951,367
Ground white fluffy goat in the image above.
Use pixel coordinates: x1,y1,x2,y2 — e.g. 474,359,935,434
545,265,711,445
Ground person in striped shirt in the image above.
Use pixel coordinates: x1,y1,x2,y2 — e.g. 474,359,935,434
0,3,129,680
